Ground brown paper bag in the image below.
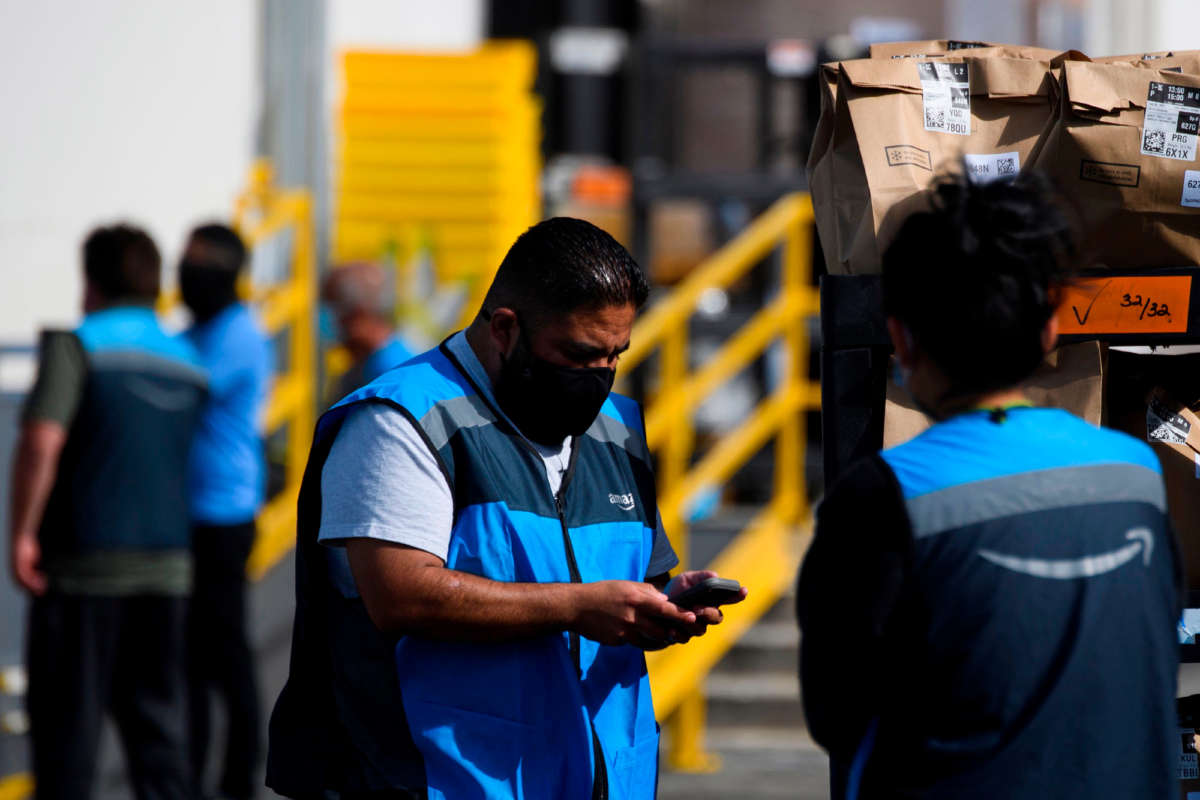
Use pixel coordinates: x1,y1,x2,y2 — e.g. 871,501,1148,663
1095,50,1200,73
870,40,1063,61
1034,61,1200,270
869,40,998,59
807,63,841,271
820,54,1059,274
882,341,1106,448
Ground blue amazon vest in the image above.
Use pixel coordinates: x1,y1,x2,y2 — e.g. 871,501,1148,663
268,339,661,800
39,307,207,561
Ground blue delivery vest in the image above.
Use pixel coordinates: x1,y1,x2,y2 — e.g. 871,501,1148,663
39,307,207,561
268,340,661,799
851,409,1179,799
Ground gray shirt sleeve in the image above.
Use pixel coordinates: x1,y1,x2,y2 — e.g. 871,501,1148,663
320,402,681,578
318,403,454,561
647,509,680,578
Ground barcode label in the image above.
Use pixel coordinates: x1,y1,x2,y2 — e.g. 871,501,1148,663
964,152,1021,183
1142,81,1200,161
918,62,971,136
1179,728,1199,779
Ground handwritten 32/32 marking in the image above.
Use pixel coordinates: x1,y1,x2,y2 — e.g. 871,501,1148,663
1059,275,1191,334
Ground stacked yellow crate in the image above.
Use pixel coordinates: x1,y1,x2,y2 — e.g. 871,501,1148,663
333,41,541,316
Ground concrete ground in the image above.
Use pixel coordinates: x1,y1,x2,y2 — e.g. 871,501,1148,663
659,735,830,800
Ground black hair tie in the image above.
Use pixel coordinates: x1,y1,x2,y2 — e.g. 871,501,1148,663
989,407,1008,424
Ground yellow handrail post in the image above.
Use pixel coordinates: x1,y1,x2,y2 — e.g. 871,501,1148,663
231,165,318,581
626,192,820,775
775,199,811,524
659,322,720,772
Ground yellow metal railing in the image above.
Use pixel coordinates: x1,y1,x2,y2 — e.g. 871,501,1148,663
620,192,821,771
234,161,317,580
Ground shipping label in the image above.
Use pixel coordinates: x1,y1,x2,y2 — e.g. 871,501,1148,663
1183,170,1200,208
1180,728,1200,779
1141,81,1200,161
918,62,971,136
964,152,1020,183
1149,397,1191,445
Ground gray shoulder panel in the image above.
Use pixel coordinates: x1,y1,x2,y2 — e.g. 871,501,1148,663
419,393,496,452
585,411,650,462
906,463,1166,539
87,349,208,388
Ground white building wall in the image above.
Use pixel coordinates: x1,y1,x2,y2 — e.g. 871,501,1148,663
0,0,259,357
1087,0,1200,56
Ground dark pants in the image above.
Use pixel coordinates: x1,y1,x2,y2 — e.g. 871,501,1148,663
187,521,260,800
28,591,193,800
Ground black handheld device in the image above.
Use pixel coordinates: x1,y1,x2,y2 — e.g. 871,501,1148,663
669,577,743,609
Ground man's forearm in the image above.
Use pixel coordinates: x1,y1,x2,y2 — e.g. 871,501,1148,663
345,538,690,645
10,422,66,542
346,538,586,640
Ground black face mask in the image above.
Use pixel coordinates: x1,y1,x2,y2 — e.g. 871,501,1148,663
179,261,238,322
495,329,615,447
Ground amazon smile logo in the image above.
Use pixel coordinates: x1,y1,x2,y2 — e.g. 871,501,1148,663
977,528,1153,580
608,493,636,511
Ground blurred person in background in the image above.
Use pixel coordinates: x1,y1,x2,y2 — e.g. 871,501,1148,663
10,225,207,800
179,223,273,800
321,262,414,402
797,172,1180,799
268,218,740,800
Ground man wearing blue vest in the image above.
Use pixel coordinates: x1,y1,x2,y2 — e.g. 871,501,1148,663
268,218,740,800
179,223,274,800
321,262,414,402
10,224,207,800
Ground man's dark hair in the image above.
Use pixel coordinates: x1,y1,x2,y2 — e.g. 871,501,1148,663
189,222,247,272
882,170,1077,394
483,217,649,322
83,224,161,302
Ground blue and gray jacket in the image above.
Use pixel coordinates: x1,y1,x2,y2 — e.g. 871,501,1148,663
798,408,1181,799
39,306,207,564
268,338,663,799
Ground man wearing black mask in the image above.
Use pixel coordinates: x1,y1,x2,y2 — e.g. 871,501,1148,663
179,223,273,800
268,218,743,800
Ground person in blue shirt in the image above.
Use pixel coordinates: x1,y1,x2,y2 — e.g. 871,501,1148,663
179,223,274,800
797,172,1181,799
320,262,414,402
12,225,206,800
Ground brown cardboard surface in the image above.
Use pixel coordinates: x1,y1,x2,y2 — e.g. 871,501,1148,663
1033,61,1200,270
1097,50,1200,74
867,40,1036,59
807,63,841,269
1106,352,1200,590
818,54,1062,274
881,342,1105,448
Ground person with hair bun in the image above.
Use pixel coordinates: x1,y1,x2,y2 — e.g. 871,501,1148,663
798,171,1181,799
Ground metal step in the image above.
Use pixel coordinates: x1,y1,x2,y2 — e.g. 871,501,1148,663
715,621,798,674
705,670,804,729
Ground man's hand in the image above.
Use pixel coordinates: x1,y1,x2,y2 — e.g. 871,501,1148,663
660,569,749,645
10,419,66,597
570,580,697,648
11,533,46,596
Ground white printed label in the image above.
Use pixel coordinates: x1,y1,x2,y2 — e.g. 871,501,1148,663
1141,81,1200,161
1148,397,1190,444
964,152,1020,183
1181,728,1200,779
1184,170,1200,208
918,62,971,136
